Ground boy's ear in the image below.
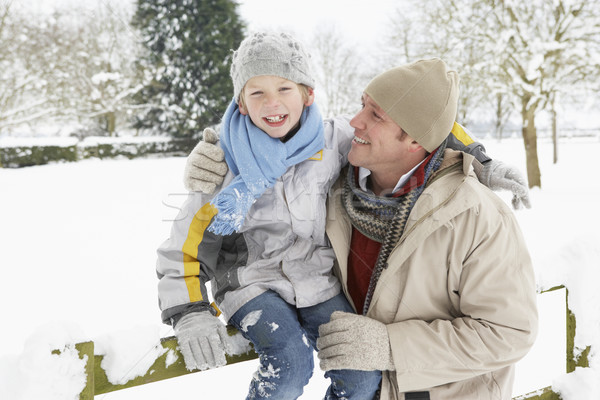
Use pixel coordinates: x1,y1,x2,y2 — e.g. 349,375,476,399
304,88,315,107
239,102,248,115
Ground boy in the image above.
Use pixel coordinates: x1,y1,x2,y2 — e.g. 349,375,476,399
156,31,381,399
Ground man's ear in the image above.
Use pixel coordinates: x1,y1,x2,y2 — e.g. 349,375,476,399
304,87,315,107
407,140,425,154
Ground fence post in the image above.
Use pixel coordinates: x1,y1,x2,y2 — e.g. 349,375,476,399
566,288,590,373
75,341,95,400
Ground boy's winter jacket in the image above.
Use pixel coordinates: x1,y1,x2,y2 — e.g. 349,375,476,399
156,116,354,324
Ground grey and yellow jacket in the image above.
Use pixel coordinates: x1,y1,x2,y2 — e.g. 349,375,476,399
326,150,538,400
156,116,354,325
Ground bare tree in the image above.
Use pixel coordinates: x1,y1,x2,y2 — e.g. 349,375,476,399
0,2,145,136
384,0,600,188
383,1,495,130
309,26,369,118
493,93,513,142
482,0,600,187
0,2,58,132
66,3,145,136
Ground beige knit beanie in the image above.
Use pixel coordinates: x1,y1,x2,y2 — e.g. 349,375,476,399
364,58,459,153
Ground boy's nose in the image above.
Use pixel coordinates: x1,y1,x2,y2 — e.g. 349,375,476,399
264,93,280,107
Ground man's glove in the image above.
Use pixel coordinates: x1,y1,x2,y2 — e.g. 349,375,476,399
317,311,394,371
475,159,531,209
183,128,228,193
174,311,230,371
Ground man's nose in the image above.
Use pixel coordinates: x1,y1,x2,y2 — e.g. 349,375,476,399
350,110,366,130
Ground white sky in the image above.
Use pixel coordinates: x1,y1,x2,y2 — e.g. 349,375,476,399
237,0,399,52
15,0,399,53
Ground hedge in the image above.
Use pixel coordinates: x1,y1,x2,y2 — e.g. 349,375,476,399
0,137,199,168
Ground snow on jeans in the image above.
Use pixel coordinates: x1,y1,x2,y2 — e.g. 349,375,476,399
229,290,381,400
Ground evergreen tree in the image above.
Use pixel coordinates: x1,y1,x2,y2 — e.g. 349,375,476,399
133,0,245,138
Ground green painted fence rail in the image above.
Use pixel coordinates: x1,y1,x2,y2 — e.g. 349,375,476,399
67,325,258,400
61,285,588,399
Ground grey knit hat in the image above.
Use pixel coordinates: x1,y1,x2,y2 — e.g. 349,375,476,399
230,31,316,102
364,58,459,153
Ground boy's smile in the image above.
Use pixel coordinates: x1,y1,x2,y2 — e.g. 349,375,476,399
264,114,288,126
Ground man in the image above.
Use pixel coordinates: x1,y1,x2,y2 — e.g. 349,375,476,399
315,58,538,399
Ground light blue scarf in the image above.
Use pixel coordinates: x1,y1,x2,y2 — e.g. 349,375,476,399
208,99,325,235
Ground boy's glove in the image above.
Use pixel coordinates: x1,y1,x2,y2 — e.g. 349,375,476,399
475,159,531,209
317,311,394,371
183,128,228,193
174,311,229,371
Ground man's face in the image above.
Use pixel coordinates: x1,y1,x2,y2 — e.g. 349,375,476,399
239,75,314,139
348,94,418,176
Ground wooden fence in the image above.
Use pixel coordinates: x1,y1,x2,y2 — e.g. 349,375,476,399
61,285,588,399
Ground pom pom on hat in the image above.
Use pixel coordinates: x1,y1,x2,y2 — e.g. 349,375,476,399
364,58,459,152
230,31,316,102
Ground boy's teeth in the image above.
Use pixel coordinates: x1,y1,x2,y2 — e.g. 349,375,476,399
265,115,285,122
354,136,370,144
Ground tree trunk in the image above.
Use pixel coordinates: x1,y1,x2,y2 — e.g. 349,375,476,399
521,98,542,188
495,93,503,142
106,112,116,137
551,101,558,164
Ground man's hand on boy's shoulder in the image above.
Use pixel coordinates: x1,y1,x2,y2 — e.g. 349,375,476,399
480,159,531,209
184,128,228,193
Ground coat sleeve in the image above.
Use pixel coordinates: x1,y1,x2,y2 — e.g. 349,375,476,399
156,191,223,325
325,115,354,166
448,122,492,164
386,196,538,390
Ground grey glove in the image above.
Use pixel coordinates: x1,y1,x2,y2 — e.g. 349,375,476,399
183,128,228,193
174,311,230,371
317,311,394,371
475,159,531,209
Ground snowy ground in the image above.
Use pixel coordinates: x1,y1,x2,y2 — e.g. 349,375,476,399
0,136,599,399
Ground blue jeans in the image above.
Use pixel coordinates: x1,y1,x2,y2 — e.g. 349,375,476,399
229,290,381,400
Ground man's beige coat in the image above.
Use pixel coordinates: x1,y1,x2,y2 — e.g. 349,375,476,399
326,150,538,400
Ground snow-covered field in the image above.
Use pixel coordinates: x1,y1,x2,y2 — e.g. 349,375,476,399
0,136,599,399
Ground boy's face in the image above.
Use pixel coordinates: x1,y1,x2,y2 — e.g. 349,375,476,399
239,75,314,139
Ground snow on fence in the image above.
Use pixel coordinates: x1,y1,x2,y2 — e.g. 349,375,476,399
55,286,588,400
60,325,257,400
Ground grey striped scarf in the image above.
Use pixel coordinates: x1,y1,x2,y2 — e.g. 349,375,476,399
342,140,447,315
